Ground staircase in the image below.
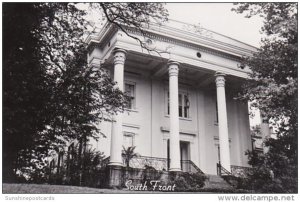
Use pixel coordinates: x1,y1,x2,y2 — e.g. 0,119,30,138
203,174,234,190
181,160,204,174
180,161,235,191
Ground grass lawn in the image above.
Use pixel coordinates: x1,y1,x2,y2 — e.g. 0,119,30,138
2,183,156,194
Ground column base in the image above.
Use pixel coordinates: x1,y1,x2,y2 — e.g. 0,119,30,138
108,162,123,167
107,165,123,188
168,169,182,183
169,168,182,172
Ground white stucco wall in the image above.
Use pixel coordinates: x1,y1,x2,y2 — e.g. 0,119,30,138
89,74,252,175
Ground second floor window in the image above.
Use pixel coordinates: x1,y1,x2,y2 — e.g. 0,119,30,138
167,91,190,118
125,83,135,109
215,101,219,124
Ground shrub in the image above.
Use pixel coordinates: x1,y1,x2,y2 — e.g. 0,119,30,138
141,166,163,186
168,172,207,192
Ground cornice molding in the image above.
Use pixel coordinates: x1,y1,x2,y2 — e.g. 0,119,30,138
113,39,250,78
86,24,118,51
124,27,248,62
86,22,254,63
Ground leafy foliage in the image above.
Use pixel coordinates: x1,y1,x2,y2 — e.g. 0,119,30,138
3,2,168,183
96,3,168,51
122,146,139,168
233,3,297,193
65,143,106,187
168,172,207,192
235,150,297,193
3,3,57,182
47,142,106,187
250,125,262,137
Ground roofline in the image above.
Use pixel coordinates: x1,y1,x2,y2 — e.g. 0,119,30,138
85,19,258,57
167,19,258,49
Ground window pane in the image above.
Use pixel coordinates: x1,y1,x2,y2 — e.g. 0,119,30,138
184,95,189,118
125,84,130,94
125,83,135,109
216,101,219,123
167,92,191,118
123,134,133,148
179,94,182,106
184,95,188,106
179,106,182,117
179,94,183,117
184,106,188,118
167,92,170,115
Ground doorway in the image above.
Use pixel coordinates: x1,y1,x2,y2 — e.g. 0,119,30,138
180,141,190,172
167,140,190,171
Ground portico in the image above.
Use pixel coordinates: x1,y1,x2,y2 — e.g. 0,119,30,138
86,19,256,182
103,47,233,173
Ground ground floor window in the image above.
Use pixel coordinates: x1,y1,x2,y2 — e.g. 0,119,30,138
123,132,135,148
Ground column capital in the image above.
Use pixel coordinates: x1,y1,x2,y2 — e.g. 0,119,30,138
113,48,127,65
168,60,180,77
167,60,180,66
215,72,226,88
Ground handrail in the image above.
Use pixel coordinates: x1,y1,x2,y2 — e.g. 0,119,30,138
217,163,253,179
216,163,232,176
100,156,204,174
181,160,204,174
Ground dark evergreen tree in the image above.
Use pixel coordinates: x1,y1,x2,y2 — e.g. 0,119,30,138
3,2,168,182
233,3,297,193
3,3,54,182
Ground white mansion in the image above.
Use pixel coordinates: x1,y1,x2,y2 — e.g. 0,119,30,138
85,20,266,176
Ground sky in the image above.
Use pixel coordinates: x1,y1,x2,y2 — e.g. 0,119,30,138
166,3,264,47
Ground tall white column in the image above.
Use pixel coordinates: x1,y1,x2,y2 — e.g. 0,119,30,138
215,72,231,172
109,48,127,166
168,60,181,172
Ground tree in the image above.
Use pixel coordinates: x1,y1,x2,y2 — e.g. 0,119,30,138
96,3,168,51
232,3,297,193
3,3,56,182
3,2,168,182
122,146,139,168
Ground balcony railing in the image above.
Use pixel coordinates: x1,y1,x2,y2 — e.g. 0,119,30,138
100,156,204,174
124,155,168,170
99,155,168,170
231,165,252,178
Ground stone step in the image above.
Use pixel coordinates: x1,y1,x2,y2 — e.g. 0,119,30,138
203,174,233,190
207,175,225,182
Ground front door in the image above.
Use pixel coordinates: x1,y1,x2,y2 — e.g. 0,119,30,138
180,141,190,172
167,140,190,171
